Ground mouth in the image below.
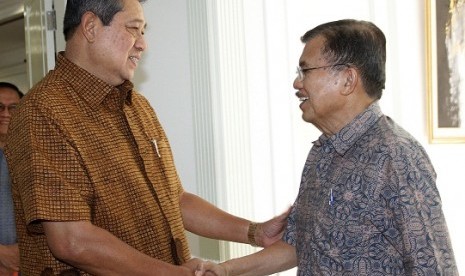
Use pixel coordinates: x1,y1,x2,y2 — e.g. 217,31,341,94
295,91,309,103
299,96,309,102
129,56,140,65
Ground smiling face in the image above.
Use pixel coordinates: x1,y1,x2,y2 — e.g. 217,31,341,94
293,36,349,132
89,0,147,86
0,87,21,146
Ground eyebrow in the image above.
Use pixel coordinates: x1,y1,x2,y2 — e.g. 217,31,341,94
128,19,147,29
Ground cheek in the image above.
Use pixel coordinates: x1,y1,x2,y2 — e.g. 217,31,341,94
303,82,339,111
115,33,135,51
115,37,133,50
102,33,133,54
308,76,341,96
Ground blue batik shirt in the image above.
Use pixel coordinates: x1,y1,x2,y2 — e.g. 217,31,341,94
0,148,16,245
283,102,458,275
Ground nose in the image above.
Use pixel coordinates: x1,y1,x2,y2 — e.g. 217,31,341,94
135,35,148,52
0,109,11,117
293,76,303,90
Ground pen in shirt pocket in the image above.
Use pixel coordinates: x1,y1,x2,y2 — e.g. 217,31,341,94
144,131,162,158
151,139,161,157
329,188,334,206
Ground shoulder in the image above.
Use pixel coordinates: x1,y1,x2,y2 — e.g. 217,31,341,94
368,116,436,177
371,116,427,154
352,115,435,174
130,89,152,107
23,70,74,109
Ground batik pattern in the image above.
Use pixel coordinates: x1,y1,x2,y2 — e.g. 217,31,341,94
283,103,458,275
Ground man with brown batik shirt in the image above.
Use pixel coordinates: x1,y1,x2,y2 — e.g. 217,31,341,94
5,0,289,275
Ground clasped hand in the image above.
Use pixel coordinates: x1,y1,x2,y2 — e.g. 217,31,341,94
195,261,227,276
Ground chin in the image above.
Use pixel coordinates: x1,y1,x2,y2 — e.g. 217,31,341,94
123,71,135,81
301,114,312,123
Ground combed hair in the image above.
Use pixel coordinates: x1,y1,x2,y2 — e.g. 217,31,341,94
301,19,386,99
63,0,146,41
0,82,24,98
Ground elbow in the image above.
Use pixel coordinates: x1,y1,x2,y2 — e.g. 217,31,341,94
47,233,87,264
43,221,91,264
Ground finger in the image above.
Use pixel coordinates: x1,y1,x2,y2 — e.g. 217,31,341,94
280,206,292,217
195,262,205,275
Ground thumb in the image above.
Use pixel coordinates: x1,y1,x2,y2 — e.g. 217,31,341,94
195,262,206,276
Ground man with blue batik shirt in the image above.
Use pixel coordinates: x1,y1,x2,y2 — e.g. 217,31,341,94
197,19,458,276
0,82,23,276
284,101,456,275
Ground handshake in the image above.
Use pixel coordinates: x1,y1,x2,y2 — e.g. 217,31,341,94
178,257,230,276
194,260,228,276
181,237,295,276
180,209,294,276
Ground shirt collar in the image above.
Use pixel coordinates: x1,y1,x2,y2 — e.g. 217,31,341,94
55,52,134,109
314,102,383,155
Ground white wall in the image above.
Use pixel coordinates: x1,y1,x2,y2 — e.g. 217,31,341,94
133,0,201,254
135,0,196,193
136,0,463,274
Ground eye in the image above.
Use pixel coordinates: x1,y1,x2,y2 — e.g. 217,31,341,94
126,26,143,38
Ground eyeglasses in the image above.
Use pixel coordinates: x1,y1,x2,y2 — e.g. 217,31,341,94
0,103,18,113
296,63,348,81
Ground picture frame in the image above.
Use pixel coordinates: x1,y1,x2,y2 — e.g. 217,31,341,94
426,0,465,143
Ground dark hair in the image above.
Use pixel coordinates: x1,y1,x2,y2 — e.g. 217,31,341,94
63,0,146,41
301,19,386,100
0,82,24,98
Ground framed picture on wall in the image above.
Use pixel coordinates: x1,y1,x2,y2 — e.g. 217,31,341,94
426,0,465,143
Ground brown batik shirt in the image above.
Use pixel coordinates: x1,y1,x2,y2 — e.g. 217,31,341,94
5,53,190,275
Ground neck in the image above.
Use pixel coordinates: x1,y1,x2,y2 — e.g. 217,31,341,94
0,134,6,149
319,99,375,137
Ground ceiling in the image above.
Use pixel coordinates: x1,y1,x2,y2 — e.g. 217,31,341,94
0,0,25,53
0,17,25,53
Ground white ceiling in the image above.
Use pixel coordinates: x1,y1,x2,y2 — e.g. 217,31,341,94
0,0,25,52
0,17,25,53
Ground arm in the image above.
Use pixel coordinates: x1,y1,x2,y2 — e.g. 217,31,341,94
198,240,297,276
180,192,289,247
0,243,19,273
42,221,197,276
389,145,458,274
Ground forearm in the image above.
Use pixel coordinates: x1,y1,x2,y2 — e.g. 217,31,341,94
0,243,19,272
180,192,250,244
223,241,296,276
43,221,193,275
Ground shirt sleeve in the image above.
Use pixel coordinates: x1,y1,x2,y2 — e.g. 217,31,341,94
282,205,297,247
389,143,457,274
6,99,92,233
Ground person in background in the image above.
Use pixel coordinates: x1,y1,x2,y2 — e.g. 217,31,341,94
0,82,23,276
4,0,288,275
197,19,458,276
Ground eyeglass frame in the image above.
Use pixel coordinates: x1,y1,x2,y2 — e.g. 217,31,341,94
296,63,349,81
0,103,18,113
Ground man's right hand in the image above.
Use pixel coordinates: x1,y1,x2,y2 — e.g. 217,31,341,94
195,261,228,276
0,243,20,274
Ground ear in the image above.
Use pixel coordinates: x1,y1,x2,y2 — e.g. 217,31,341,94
80,11,99,43
340,67,358,96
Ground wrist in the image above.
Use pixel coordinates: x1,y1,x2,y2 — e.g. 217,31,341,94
221,261,233,276
247,221,259,247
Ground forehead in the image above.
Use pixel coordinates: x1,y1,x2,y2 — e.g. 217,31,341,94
0,88,21,101
117,0,146,24
299,36,326,66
